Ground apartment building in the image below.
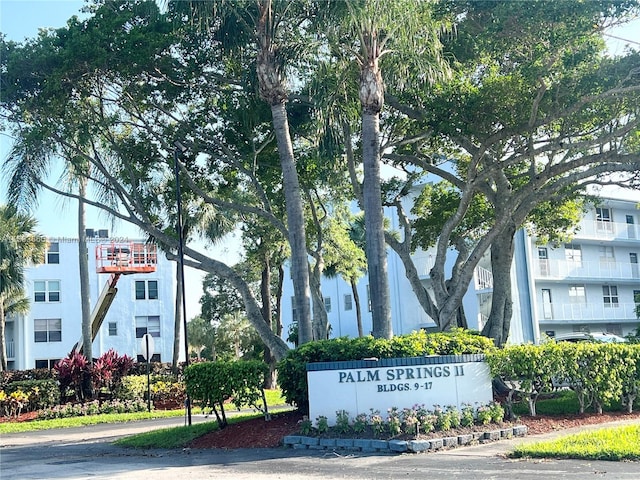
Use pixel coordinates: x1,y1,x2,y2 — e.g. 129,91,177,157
280,195,639,345
519,197,640,342
5,230,177,370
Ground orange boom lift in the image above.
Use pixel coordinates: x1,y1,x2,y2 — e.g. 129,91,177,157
72,242,157,353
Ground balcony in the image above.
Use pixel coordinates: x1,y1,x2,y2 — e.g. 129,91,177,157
534,259,639,280
539,302,638,322
577,220,639,241
6,341,14,360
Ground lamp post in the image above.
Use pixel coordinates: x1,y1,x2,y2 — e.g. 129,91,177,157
173,140,192,426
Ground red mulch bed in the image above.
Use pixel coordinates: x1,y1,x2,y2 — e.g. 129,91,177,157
187,409,640,449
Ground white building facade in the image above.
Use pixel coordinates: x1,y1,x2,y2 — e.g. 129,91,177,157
5,231,178,370
517,197,640,342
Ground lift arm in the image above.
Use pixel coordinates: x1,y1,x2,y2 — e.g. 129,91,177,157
72,273,121,354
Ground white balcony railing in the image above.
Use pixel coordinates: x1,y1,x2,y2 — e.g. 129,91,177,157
534,259,640,280
6,341,14,359
577,220,639,241
539,302,638,322
474,266,494,290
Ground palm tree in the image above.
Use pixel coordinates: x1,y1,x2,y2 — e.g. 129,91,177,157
168,0,315,344
322,0,450,338
0,205,46,370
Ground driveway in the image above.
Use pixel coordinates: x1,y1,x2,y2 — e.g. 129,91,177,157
1,415,638,479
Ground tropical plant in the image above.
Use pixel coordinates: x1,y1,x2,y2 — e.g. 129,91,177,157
0,205,46,371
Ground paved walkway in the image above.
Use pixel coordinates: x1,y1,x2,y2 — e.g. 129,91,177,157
1,414,638,480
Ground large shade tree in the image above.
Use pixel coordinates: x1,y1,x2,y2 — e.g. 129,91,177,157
381,0,640,344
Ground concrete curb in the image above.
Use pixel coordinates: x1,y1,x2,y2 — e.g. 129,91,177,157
283,424,528,454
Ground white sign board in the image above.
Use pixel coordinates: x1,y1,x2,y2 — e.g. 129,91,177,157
140,333,155,361
307,355,493,425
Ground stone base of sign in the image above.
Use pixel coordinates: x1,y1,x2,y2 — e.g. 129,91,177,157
283,425,528,454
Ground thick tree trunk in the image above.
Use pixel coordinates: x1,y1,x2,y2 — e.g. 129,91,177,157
172,262,182,371
351,279,364,337
0,300,6,371
78,179,92,365
481,225,516,346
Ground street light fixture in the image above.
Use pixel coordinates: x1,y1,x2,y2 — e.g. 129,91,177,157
173,140,192,426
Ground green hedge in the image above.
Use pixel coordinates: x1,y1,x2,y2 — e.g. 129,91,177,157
183,360,268,427
486,342,640,416
278,329,496,412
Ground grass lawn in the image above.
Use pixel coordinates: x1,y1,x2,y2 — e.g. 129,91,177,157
510,424,640,461
0,389,290,436
0,409,186,434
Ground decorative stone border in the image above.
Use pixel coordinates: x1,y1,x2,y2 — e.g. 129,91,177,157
283,425,528,454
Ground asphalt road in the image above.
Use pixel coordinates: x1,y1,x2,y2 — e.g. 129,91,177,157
1,415,639,480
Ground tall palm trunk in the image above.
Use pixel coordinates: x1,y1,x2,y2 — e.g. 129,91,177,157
256,0,312,344
269,103,312,344
351,278,364,337
360,57,392,339
78,177,92,364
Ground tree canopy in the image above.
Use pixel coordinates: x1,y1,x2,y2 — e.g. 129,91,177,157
1,0,639,352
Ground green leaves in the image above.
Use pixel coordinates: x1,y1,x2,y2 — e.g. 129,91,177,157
183,360,268,427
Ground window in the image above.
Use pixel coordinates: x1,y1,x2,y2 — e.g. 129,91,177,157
34,319,61,343
34,280,60,302
135,280,158,300
108,322,118,336
324,297,332,313
35,359,60,369
344,294,353,311
627,215,637,239
564,244,582,265
631,253,639,278
538,248,549,276
541,289,553,319
599,246,615,265
136,354,161,363
135,315,160,338
596,207,612,231
568,285,586,304
602,285,619,308
634,290,640,308
46,242,59,264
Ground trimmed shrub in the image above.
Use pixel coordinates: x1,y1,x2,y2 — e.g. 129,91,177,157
1,369,55,390
4,379,59,411
184,360,268,427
